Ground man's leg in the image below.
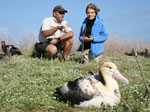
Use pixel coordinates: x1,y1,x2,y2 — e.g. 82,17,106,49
45,44,58,59
61,38,73,62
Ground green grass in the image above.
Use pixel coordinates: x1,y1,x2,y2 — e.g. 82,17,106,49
0,52,150,112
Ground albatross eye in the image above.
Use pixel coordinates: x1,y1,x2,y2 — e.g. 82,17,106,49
109,67,112,69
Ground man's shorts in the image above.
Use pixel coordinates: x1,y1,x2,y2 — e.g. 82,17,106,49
34,40,62,57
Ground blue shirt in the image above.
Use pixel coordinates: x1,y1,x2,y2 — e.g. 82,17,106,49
77,15,108,57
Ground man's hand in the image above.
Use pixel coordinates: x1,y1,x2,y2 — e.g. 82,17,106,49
50,38,58,44
84,35,93,42
57,25,65,32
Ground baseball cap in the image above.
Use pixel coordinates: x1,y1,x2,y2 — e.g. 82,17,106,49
53,5,68,13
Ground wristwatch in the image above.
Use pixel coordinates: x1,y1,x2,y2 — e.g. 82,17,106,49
57,37,61,44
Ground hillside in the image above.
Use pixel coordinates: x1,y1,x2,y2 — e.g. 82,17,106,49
0,52,150,112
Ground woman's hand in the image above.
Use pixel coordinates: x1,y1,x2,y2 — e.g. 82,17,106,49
84,35,93,42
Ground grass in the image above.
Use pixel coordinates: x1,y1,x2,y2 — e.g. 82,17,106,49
0,34,150,111
0,51,150,112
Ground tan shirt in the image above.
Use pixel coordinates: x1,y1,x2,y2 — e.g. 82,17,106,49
38,17,72,42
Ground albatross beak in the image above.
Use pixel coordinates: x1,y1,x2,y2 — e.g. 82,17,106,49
113,69,129,84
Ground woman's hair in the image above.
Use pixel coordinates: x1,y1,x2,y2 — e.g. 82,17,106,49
86,3,100,15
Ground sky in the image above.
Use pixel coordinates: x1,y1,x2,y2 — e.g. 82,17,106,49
0,0,150,42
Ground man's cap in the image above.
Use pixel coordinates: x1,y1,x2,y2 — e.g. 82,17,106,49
53,5,68,13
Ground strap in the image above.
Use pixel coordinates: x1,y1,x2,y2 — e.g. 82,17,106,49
82,29,86,53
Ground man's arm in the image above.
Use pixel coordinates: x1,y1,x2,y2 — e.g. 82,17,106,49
42,26,64,38
47,31,73,45
60,31,74,41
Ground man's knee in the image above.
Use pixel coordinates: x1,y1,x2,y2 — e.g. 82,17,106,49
67,38,73,46
46,45,57,55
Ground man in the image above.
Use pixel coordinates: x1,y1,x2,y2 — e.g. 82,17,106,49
37,5,74,62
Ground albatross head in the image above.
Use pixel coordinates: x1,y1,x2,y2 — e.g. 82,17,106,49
100,62,129,84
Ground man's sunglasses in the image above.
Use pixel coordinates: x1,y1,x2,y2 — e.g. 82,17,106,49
58,11,65,15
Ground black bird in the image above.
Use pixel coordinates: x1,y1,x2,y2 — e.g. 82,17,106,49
34,42,49,58
125,49,135,56
137,49,148,56
0,45,12,60
143,49,150,58
1,41,22,56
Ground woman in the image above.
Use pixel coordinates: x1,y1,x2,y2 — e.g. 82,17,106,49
78,3,108,63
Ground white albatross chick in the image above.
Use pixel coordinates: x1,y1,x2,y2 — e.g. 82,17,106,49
54,62,129,108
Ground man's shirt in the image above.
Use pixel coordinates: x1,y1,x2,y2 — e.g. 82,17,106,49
39,17,72,42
